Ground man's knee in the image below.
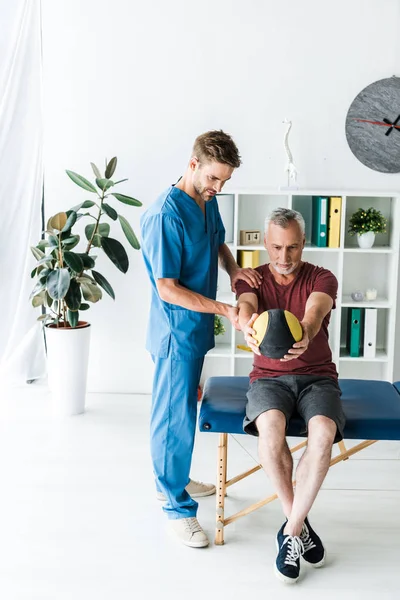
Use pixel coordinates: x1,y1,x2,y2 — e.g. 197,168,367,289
307,415,337,451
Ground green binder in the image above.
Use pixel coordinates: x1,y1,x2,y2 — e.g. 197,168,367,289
346,308,364,357
311,196,328,247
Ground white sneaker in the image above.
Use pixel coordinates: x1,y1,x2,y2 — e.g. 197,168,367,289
169,517,209,548
156,479,216,501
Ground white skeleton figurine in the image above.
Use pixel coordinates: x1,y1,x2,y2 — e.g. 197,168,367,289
283,118,298,186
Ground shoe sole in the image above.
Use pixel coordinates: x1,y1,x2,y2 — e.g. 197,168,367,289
274,539,299,584
157,488,216,501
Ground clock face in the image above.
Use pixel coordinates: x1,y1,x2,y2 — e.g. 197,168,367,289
345,77,400,173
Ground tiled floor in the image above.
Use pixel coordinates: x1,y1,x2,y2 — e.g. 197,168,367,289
0,384,399,599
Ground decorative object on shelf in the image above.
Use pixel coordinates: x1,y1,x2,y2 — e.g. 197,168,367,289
239,230,261,245
237,249,260,268
29,157,142,415
348,207,387,248
280,118,299,190
365,288,377,301
351,291,364,302
345,76,400,173
214,315,226,337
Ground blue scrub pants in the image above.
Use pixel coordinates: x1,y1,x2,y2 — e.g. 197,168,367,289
151,354,204,519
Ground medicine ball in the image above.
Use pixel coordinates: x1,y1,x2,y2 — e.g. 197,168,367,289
252,309,303,359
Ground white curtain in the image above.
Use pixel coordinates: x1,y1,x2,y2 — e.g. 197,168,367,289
0,0,46,386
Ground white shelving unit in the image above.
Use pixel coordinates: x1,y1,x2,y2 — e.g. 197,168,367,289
203,190,400,383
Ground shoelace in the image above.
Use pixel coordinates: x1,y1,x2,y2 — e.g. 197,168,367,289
183,518,202,534
300,522,316,552
281,535,304,566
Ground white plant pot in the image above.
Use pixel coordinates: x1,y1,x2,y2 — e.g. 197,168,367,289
357,231,375,249
45,322,91,416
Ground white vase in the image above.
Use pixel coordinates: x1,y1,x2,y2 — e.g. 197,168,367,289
45,322,91,416
357,231,375,249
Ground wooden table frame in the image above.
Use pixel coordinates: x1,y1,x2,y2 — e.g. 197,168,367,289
215,433,377,545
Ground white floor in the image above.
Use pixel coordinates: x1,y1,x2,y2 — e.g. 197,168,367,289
1,385,399,600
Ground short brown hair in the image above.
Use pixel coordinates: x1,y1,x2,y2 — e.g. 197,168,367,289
192,130,242,169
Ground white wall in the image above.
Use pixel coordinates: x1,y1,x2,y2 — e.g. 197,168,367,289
41,0,400,392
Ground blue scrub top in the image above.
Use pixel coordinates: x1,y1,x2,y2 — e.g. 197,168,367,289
140,185,225,360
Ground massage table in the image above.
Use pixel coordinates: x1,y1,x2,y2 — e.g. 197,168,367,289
199,377,400,545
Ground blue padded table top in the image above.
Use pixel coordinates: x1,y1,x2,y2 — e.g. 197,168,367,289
199,377,400,441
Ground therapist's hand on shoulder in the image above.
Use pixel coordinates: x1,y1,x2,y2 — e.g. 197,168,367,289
225,305,241,331
230,268,262,292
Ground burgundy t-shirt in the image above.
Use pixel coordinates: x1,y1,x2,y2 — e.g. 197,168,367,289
235,262,338,383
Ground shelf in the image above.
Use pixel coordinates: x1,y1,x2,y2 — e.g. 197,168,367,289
343,247,393,253
208,345,232,357
339,349,388,362
341,296,391,308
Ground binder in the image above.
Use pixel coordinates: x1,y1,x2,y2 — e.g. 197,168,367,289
311,196,328,247
346,308,364,357
328,196,342,248
237,250,260,269
363,308,377,358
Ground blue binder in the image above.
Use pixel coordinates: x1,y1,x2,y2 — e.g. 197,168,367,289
311,196,328,247
346,308,364,357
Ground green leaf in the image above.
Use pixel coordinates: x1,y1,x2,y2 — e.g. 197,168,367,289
96,178,114,191
65,278,82,310
71,200,96,212
66,170,98,193
62,210,77,232
102,203,118,220
63,251,84,273
91,269,115,300
50,212,68,231
101,237,129,273
48,235,59,248
81,282,102,303
62,234,80,250
85,222,110,241
92,233,102,247
76,275,95,283
118,215,140,250
31,246,45,261
90,162,102,179
110,193,142,207
79,303,90,310
76,253,95,269
36,255,54,267
68,309,79,328
46,269,71,300
105,157,117,179
37,314,50,322
113,178,128,185
31,267,37,278
29,280,46,300
37,241,49,252
45,292,53,307
32,291,46,307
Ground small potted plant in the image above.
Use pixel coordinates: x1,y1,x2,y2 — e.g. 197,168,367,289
348,207,387,248
30,157,142,415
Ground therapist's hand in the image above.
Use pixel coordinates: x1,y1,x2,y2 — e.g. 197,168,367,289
225,305,241,331
231,267,262,292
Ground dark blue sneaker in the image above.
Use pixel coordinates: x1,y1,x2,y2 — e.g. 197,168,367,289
274,522,304,584
300,517,325,567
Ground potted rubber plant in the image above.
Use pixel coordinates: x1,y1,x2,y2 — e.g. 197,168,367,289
30,157,141,415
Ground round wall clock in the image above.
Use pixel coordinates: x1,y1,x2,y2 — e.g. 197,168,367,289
345,76,400,173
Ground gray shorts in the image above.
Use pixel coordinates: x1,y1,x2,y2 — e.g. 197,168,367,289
244,375,345,443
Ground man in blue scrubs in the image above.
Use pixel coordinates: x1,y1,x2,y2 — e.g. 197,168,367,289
141,130,261,547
